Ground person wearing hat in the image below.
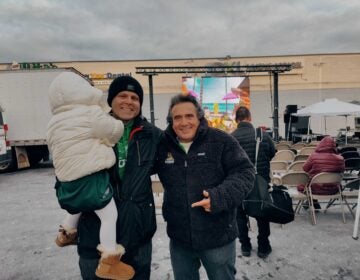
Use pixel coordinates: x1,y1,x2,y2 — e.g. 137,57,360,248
47,72,135,280
77,76,163,280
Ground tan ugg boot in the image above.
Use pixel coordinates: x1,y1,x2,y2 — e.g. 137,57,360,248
95,244,135,280
55,225,77,247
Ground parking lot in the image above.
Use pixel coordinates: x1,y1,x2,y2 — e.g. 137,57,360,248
0,166,359,280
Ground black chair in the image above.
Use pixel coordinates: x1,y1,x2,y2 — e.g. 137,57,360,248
343,158,360,182
341,151,360,160
338,146,357,154
342,178,360,219
345,158,360,171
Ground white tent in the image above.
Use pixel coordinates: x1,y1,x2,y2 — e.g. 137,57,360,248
294,98,360,117
293,99,360,239
290,98,360,143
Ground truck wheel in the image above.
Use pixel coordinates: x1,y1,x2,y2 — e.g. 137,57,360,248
0,149,17,172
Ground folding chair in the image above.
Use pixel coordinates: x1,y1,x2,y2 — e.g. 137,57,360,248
276,171,310,214
306,172,344,225
272,150,295,162
287,161,306,172
343,158,360,182
338,146,357,154
345,158,360,171
341,151,360,160
291,142,307,151
342,178,360,219
275,143,291,151
298,146,316,156
327,159,359,210
307,141,320,147
294,154,309,162
270,161,289,183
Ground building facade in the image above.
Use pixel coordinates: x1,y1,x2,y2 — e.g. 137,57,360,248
1,53,360,137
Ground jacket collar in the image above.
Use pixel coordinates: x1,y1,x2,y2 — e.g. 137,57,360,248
237,121,254,129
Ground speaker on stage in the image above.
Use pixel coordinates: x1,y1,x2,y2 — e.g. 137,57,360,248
284,105,298,140
284,105,298,123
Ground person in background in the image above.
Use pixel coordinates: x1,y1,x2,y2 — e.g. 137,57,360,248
77,76,162,280
298,136,345,203
156,94,255,279
231,106,276,258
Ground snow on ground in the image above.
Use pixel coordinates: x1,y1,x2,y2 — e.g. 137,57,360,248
0,166,359,280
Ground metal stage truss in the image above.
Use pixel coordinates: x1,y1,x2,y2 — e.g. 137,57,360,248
136,63,295,141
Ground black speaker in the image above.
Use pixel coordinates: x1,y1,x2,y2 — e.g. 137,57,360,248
284,105,298,141
284,105,298,123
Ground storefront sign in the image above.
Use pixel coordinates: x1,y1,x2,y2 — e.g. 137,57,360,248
84,72,131,79
17,62,57,69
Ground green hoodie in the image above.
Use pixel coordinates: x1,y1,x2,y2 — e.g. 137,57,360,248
117,120,133,180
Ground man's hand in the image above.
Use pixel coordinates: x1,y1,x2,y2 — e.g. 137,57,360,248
191,190,211,212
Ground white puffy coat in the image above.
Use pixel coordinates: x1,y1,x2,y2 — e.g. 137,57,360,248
46,72,124,182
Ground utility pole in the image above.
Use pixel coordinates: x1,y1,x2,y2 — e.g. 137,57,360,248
145,73,156,125
273,72,279,142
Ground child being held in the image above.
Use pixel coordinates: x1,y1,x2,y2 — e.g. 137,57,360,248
47,72,134,280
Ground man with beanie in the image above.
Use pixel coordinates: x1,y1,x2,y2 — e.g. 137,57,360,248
77,76,162,280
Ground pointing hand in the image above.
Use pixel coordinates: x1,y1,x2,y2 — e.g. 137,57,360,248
191,190,211,212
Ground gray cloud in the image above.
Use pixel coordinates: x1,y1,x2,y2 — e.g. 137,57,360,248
1,0,359,62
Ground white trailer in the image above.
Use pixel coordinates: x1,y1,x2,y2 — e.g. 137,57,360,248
0,104,10,167
0,68,89,172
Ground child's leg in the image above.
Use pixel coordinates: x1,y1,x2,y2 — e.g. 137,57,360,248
95,198,117,252
94,198,135,279
56,212,80,247
62,212,81,230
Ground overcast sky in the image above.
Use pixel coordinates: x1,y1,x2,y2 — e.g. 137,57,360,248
1,0,360,63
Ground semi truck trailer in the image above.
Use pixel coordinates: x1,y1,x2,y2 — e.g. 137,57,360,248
0,67,89,172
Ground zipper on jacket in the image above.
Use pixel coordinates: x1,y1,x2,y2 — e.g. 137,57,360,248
113,166,121,200
116,182,121,200
183,155,193,247
136,140,141,166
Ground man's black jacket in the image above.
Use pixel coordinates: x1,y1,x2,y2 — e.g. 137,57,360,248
231,122,276,182
77,116,162,258
156,118,255,250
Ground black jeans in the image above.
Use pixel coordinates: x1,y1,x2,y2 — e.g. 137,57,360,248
236,206,270,247
79,241,152,280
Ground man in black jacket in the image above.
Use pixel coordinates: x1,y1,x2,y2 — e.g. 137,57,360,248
77,76,162,280
156,94,254,280
231,106,276,259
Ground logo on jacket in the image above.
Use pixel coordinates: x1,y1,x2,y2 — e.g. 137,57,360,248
165,152,174,164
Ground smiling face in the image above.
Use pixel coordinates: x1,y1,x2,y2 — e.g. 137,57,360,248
171,102,200,143
111,91,141,122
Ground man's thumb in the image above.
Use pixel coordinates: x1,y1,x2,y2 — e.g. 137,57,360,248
203,190,209,197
